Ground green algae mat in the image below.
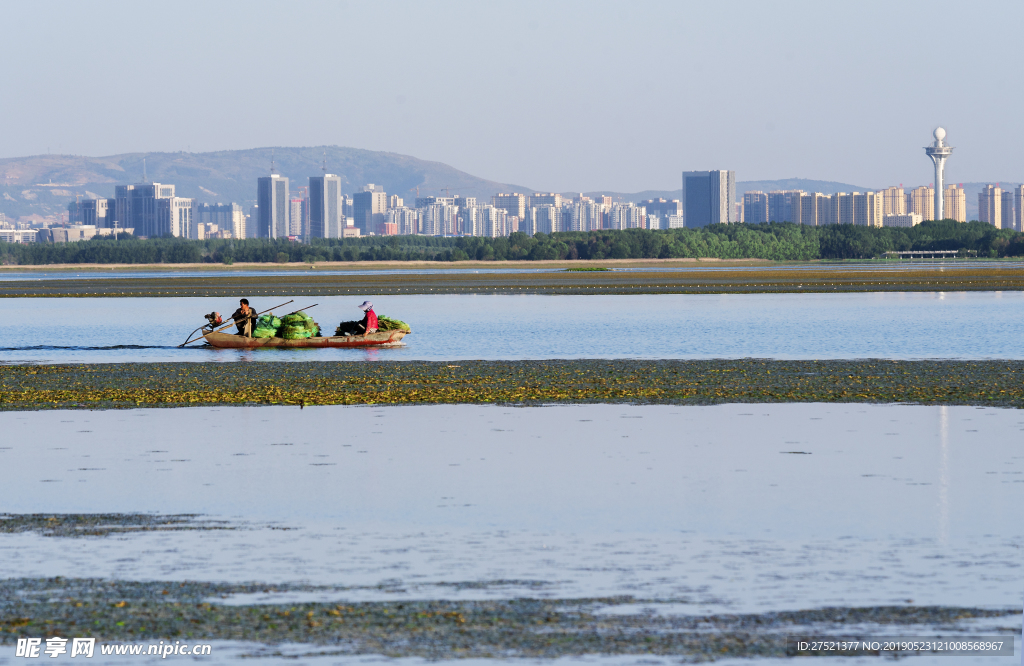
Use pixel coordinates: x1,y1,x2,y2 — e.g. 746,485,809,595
1,360,1022,410
0,577,1017,659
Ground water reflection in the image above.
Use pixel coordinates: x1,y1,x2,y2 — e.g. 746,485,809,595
0,403,1020,612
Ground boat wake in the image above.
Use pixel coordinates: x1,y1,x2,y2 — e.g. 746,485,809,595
0,345,185,351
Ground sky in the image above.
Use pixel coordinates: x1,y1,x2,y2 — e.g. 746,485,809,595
3,0,1022,192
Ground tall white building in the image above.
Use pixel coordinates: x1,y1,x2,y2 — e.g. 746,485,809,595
420,203,459,236
526,205,562,234
606,203,646,230
1000,190,1014,230
743,191,768,223
944,185,967,223
906,186,934,221
1015,185,1024,231
881,186,906,216
194,203,245,239
386,207,419,235
309,174,342,239
978,185,1002,227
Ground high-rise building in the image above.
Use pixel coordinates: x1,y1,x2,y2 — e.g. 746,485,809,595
389,195,404,209
833,192,855,224
353,186,387,234
906,186,934,221
114,183,176,237
155,196,193,237
194,203,246,239
1000,190,1014,230
683,170,735,227
526,205,562,234
419,203,458,236
791,192,824,226
881,186,906,216
479,206,509,237
564,201,605,231
767,190,802,223
528,193,562,209
742,192,768,224
386,207,419,235
944,185,967,222
883,213,923,227
492,193,527,220
288,199,303,237
852,191,883,227
76,198,115,227
978,185,1002,227
1015,185,1024,232
453,196,476,210
309,174,342,239
257,174,289,238
816,194,835,226
924,127,953,220
606,203,646,230
641,198,681,230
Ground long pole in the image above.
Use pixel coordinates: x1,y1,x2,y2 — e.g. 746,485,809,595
179,299,294,347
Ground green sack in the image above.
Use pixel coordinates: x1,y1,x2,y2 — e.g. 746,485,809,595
256,314,281,329
281,312,313,327
251,327,278,338
280,324,312,340
377,315,411,332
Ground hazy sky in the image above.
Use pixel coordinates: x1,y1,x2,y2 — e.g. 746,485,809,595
4,0,1022,192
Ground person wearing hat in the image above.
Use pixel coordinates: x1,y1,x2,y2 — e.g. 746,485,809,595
356,301,378,337
336,301,378,337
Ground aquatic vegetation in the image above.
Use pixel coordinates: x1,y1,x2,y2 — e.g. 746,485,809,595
0,576,1015,658
0,360,1021,411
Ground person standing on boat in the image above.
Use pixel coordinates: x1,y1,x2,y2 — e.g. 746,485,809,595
357,301,378,337
231,298,258,337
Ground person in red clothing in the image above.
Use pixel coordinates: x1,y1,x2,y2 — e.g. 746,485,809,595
357,301,378,336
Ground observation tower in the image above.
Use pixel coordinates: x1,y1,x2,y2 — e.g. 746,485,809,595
925,127,953,220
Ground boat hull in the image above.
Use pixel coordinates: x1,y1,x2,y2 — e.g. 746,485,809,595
202,329,408,349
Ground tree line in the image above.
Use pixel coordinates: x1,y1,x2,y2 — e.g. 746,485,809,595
1,220,1022,265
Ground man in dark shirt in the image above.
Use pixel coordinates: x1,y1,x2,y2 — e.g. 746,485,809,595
230,299,258,337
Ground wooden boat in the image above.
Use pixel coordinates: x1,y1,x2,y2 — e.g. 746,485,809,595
202,328,409,349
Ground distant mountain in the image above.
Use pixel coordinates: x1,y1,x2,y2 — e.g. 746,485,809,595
0,149,1016,224
0,146,535,223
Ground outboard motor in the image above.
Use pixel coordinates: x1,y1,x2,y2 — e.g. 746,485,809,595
203,312,223,330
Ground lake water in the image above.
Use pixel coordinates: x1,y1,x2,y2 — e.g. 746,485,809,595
2,402,1021,615
0,291,1022,364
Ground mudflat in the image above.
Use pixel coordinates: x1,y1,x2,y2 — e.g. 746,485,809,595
2,359,1022,410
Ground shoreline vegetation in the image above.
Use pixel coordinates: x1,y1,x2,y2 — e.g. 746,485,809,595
0,263,1021,296
1,221,1023,267
2,360,1022,411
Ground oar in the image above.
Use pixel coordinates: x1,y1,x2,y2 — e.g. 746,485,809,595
179,299,294,347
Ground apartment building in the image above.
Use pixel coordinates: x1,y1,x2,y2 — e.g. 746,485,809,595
978,185,1002,227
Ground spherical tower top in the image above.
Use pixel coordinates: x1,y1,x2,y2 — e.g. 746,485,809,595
933,127,946,142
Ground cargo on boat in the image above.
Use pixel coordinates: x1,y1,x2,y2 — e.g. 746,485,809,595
202,329,409,349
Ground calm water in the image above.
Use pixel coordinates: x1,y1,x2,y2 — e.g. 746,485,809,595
0,291,1021,363
1,403,1021,613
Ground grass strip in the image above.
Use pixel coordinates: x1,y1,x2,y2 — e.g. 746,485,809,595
1,360,1022,411
0,264,1022,297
